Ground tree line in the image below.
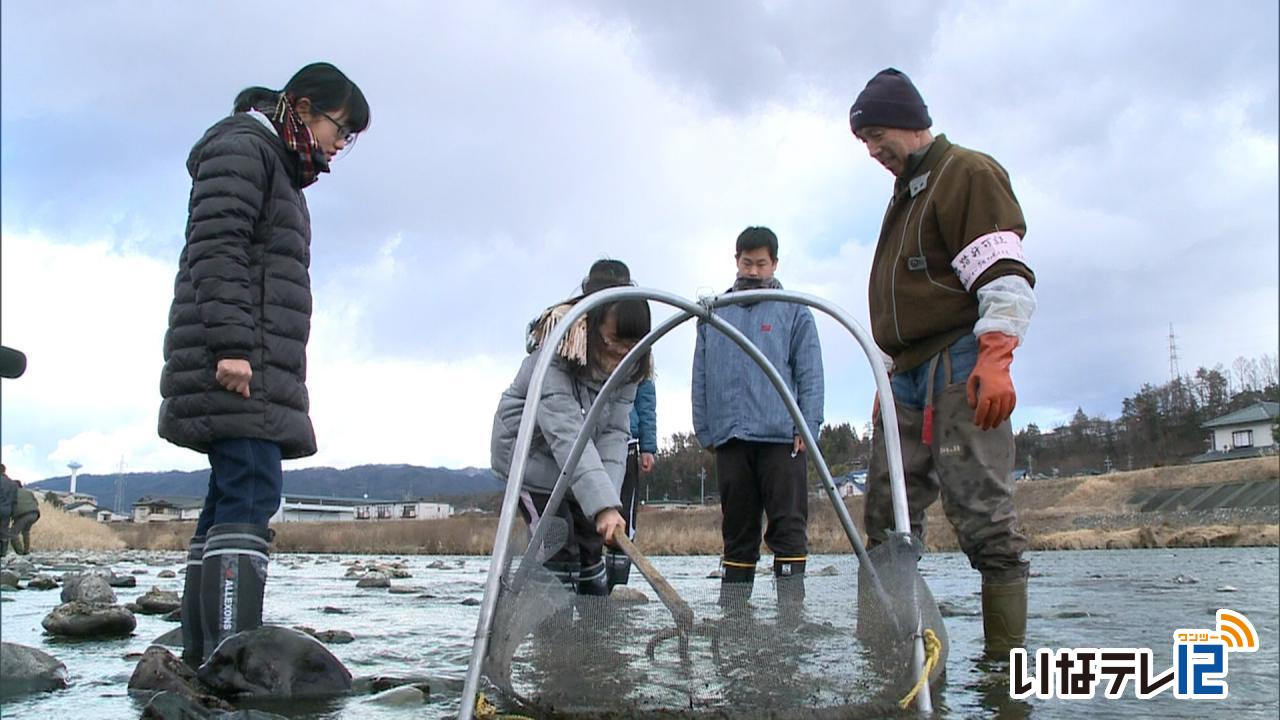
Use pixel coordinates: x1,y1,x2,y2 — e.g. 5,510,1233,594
641,353,1278,502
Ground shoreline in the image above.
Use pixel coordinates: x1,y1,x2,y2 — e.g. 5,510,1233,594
101,457,1278,555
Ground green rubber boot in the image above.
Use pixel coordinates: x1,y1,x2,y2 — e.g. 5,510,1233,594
981,578,1027,658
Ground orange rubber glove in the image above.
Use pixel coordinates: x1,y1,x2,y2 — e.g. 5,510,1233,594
966,333,1018,430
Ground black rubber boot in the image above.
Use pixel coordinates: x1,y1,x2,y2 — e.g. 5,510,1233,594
200,523,270,662
180,535,205,668
774,558,806,627
982,577,1028,659
718,563,756,617
605,551,632,590
576,558,609,597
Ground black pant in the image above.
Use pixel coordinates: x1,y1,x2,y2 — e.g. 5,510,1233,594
518,490,605,575
716,439,808,566
619,441,641,539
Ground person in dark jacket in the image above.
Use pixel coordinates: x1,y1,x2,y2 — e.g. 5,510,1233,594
496,261,652,599
0,464,16,557
692,227,825,621
10,480,41,555
158,62,369,667
849,68,1035,657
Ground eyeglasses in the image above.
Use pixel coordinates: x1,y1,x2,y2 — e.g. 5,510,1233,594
316,109,357,145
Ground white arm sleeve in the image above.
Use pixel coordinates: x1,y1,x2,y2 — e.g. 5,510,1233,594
974,275,1036,343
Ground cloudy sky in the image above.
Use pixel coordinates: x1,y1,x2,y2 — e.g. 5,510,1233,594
2,0,1276,483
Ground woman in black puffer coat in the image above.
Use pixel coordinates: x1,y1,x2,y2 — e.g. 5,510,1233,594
158,62,369,666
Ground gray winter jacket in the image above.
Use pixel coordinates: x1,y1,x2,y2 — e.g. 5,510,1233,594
158,113,317,458
491,348,637,519
692,289,825,449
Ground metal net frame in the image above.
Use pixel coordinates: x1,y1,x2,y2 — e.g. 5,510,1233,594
459,288,945,719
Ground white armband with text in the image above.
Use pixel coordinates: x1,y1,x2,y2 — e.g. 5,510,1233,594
951,230,1026,292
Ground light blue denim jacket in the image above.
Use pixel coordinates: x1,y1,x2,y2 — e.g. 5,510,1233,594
691,292,824,449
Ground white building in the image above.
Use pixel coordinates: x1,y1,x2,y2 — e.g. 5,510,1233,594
354,499,454,521
1194,402,1279,463
272,493,372,523
131,495,204,522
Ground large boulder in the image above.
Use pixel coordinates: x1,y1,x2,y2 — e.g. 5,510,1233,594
135,587,182,615
61,571,117,604
197,626,352,699
0,642,69,697
0,570,20,590
42,600,137,638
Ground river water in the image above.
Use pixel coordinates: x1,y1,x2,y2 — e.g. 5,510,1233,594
1,547,1277,719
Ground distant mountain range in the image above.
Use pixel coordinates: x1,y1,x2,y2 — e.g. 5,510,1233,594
30,464,504,512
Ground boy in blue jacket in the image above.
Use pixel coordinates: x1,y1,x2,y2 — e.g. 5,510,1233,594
692,227,824,619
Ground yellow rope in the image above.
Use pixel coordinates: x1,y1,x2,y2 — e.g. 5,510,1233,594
897,628,942,710
474,692,536,720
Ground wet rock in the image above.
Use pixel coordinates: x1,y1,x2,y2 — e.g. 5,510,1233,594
1172,574,1199,584
61,570,117,604
1,570,21,589
128,645,199,695
4,558,36,578
133,569,150,575
158,570,178,579
609,586,649,604
937,600,978,618
164,607,184,622
42,600,137,638
108,574,139,588
314,629,355,644
388,585,424,595
139,690,252,719
706,569,722,579
321,606,347,614
356,572,390,588
197,626,353,699
460,597,481,606
27,575,59,590
154,627,185,648
1216,585,1239,593
136,587,182,615
367,685,426,706
351,675,433,694
0,641,69,696
813,565,840,577
425,560,452,570
1055,611,1092,619
372,564,412,579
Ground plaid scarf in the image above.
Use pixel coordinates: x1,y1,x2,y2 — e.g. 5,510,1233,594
259,93,330,188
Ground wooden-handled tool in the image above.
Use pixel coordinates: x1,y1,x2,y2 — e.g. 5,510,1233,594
611,533,694,631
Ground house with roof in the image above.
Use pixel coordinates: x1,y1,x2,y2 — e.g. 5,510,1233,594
131,495,204,523
1192,401,1279,463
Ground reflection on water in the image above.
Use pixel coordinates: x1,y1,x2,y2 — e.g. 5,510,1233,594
0,547,1276,719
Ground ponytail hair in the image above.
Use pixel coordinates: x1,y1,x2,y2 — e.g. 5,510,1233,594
232,62,370,133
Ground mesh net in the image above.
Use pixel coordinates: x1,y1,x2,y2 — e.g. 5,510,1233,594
480,519,947,718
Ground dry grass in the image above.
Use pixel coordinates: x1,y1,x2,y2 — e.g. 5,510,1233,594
24,500,127,552
1033,524,1279,551
103,457,1276,555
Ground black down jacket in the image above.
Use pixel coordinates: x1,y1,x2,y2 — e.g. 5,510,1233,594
158,113,317,458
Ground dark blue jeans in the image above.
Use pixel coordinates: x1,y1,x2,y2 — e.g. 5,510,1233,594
890,333,978,408
194,438,283,536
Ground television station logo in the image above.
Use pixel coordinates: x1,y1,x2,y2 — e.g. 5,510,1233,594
1010,608,1260,700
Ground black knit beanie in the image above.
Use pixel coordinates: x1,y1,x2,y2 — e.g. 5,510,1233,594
848,68,931,133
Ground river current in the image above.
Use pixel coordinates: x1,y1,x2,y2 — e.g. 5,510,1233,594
1,547,1277,719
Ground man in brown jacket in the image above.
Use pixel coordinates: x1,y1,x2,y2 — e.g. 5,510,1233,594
849,68,1036,657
